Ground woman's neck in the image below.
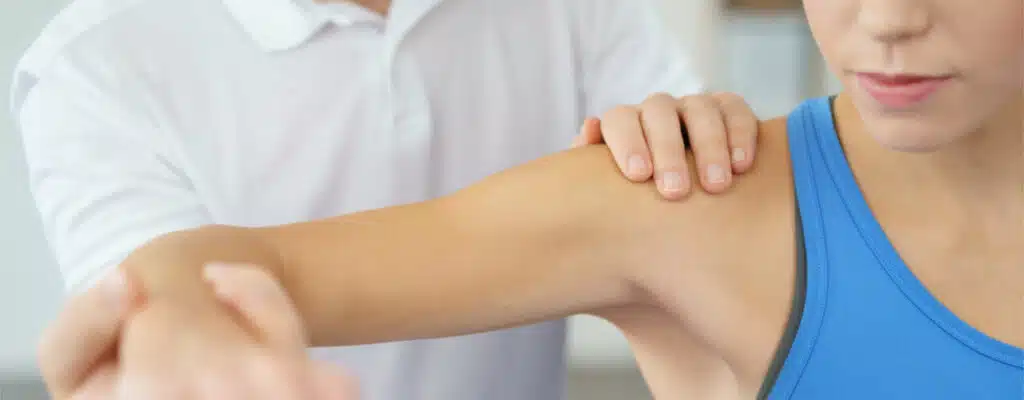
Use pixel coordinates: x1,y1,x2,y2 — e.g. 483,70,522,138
833,94,1022,225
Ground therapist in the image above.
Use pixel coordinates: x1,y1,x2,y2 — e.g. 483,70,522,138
15,0,762,399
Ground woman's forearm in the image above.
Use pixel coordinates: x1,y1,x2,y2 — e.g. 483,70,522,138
126,146,650,347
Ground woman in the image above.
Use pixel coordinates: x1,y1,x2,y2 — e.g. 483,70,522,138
41,0,1021,398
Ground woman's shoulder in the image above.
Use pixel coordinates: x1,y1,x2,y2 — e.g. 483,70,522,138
542,116,797,252
465,115,799,284
618,116,805,384
623,116,796,239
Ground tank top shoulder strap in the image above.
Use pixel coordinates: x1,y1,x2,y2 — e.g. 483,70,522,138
761,97,839,399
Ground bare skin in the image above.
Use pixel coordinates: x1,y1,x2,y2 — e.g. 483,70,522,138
600,117,797,399
596,95,1023,398
36,88,764,400
109,95,1020,399
36,0,1023,396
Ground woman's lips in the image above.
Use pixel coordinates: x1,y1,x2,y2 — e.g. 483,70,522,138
856,72,952,109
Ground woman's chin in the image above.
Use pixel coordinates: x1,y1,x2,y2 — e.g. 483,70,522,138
862,119,964,153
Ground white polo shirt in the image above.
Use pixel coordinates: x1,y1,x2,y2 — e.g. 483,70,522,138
11,0,702,398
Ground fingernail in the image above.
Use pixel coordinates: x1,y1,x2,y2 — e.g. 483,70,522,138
661,172,684,193
732,148,747,164
205,263,283,303
628,155,648,177
203,263,239,299
203,263,232,282
707,164,727,184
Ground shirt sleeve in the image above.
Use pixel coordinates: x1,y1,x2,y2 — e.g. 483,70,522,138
574,0,707,118
12,55,211,294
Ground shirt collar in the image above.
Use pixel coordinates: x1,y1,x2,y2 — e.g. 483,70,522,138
221,0,323,51
221,0,443,52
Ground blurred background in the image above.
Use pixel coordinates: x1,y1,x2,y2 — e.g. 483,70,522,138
0,0,840,398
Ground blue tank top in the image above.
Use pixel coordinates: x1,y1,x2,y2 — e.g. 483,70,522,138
765,97,1024,399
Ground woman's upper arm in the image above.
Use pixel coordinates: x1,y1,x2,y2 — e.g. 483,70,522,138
271,130,790,346
267,145,658,345
442,140,788,316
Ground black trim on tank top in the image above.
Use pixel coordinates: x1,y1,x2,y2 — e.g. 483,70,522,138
753,94,839,399
755,96,837,398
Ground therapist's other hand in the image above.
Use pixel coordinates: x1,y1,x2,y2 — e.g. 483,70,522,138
573,92,758,199
38,265,356,400
38,270,139,400
119,263,354,400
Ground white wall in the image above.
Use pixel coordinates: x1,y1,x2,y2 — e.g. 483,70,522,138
0,0,69,383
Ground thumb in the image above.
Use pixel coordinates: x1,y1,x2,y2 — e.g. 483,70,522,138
202,263,308,354
38,269,137,399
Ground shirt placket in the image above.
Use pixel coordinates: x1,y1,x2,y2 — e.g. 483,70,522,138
382,39,434,203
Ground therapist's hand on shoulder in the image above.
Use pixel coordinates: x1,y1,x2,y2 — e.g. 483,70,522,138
38,266,356,400
573,92,758,199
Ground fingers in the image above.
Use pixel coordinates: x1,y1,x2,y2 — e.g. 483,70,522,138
245,353,311,400
311,361,359,400
572,117,603,148
195,367,254,400
197,353,315,400
599,106,653,181
203,267,354,400
677,95,733,194
117,301,206,400
202,263,308,354
593,92,761,197
639,93,693,199
712,92,759,173
117,300,261,400
38,269,136,399
70,364,119,400
112,266,325,400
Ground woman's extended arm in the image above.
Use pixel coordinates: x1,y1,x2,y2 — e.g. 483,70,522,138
125,145,670,346
260,146,667,345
